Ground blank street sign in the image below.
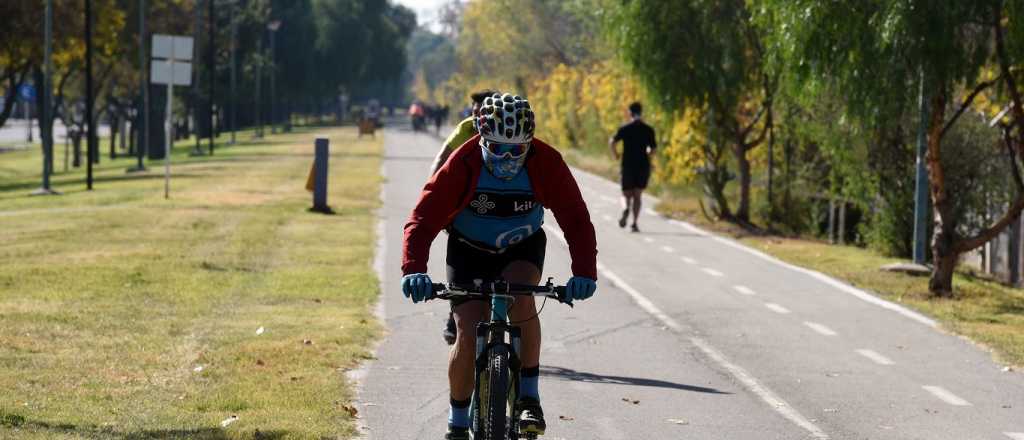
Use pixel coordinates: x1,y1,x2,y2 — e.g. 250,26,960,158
152,34,193,61
150,60,192,86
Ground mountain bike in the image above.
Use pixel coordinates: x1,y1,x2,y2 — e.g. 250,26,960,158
429,278,570,440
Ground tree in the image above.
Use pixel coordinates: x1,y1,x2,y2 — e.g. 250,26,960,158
758,0,1024,295
609,0,773,224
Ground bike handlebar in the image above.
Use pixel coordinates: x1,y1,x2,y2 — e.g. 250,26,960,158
427,278,571,305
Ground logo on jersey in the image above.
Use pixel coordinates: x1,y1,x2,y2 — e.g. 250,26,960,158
495,225,534,248
470,194,495,214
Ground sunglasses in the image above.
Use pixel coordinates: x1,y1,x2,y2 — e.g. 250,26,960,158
481,140,529,158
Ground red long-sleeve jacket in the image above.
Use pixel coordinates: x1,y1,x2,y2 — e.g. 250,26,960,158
402,135,598,280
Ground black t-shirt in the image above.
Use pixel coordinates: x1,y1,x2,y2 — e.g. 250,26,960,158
613,119,657,169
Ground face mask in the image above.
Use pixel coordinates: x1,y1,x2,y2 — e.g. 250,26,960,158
481,140,529,179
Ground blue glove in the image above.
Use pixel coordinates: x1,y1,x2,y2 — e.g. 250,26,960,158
401,273,433,303
565,276,597,302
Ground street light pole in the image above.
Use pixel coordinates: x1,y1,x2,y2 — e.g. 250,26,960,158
85,0,95,190
208,0,215,155
268,20,281,135
229,0,237,145
255,29,263,138
912,69,931,265
40,0,54,193
133,0,149,171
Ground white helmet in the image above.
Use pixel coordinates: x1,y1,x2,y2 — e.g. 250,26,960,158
475,93,535,144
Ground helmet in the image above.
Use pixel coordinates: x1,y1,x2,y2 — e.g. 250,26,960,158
476,93,535,179
475,93,535,144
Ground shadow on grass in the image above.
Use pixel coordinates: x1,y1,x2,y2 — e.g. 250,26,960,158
539,365,731,394
0,412,289,439
0,172,202,194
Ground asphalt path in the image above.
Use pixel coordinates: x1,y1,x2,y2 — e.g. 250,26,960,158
355,125,1024,440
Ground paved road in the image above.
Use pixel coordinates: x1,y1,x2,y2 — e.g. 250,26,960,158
356,125,1024,439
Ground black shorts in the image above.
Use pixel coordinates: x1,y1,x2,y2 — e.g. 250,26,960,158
446,229,546,305
621,165,650,191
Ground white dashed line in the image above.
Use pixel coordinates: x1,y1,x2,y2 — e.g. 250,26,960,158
732,285,756,295
855,349,894,366
661,245,675,253
803,321,837,336
764,303,791,314
542,223,828,439
922,386,972,406
681,256,697,265
701,268,724,277
1004,432,1024,440
643,237,655,243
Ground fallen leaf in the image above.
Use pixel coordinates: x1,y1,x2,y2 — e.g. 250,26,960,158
255,327,265,336
558,415,574,421
255,359,265,366
621,398,639,404
666,418,689,425
220,415,238,427
290,376,300,381
342,404,358,417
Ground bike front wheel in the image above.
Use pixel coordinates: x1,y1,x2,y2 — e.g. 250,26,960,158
481,345,510,440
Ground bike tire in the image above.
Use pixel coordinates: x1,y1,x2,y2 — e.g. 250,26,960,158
483,346,510,440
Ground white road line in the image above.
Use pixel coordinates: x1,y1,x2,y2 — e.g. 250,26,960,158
643,237,655,243
803,321,837,336
701,268,724,277
733,285,756,295
661,245,675,253
661,219,937,327
1004,432,1024,440
764,303,791,314
689,339,830,440
855,349,894,366
922,385,972,406
681,256,697,265
543,224,829,439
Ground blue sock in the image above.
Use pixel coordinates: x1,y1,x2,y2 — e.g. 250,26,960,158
519,366,540,400
449,397,471,429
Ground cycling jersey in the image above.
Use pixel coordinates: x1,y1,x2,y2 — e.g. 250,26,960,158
451,166,544,249
431,117,477,174
403,134,598,280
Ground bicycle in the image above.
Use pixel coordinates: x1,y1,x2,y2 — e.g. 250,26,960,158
429,278,571,440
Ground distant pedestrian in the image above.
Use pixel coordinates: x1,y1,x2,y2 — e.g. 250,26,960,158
609,102,656,232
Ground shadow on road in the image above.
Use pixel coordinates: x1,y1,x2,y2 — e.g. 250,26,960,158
0,413,290,439
540,365,731,394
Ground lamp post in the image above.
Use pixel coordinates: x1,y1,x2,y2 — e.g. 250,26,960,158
229,0,237,145
267,20,281,135
85,0,95,190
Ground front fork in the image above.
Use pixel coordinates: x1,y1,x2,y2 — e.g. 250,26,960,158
471,320,523,437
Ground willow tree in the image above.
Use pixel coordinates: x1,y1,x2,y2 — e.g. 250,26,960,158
609,0,773,224
758,0,1024,295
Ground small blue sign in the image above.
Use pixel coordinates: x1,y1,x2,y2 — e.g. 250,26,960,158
18,84,36,102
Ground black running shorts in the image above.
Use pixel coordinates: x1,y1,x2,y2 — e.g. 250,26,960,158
446,228,547,305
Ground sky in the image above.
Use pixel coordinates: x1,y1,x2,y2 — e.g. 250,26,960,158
393,0,449,32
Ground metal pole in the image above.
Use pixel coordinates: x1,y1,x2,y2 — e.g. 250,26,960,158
165,60,173,199
208,0,215,154
85,0,95,190
193,1,201,154
270,28,276,134
229,1,236,145
255,31,262,138
43,0,53,190
913,69,931,264
137,0,148,170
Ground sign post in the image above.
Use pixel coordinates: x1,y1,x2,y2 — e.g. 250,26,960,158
151,34,193,199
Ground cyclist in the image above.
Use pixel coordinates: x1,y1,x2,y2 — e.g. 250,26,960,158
432,89,500,346
608,101,657,232
401,93,598,439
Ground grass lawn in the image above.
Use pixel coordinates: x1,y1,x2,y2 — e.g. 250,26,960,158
564,148,1024,368
0,127,382,439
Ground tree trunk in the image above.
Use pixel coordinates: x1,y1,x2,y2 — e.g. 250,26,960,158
930,215,957,296
72,131,82,167
109,113,118,159
733,141,752,222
